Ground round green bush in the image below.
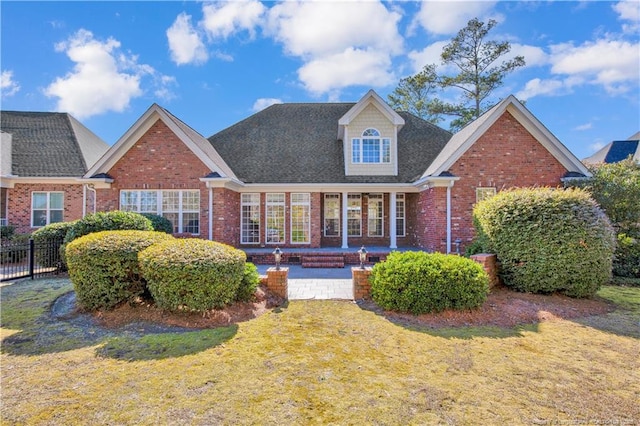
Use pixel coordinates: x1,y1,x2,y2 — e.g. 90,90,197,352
473,187,616,298
32,221,77,267
140,213,174,234
64,211,153,244
66,230,175,311
237,262,260,302
370,251,490,315
139,239,246,312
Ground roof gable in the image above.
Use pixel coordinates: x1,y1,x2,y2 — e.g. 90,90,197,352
85,104,236,179
338,89,405,140
421,95,590,178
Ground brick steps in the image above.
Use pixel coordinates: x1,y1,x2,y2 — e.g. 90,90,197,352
301,254,345,268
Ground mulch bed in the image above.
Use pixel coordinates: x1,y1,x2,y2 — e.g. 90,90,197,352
92,284,615,330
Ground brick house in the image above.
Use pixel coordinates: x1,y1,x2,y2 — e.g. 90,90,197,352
0,111,109,233
2,90,590,256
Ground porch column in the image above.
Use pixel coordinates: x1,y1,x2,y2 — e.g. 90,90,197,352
389,192,397,249
208,187,213,240
341,191,349,249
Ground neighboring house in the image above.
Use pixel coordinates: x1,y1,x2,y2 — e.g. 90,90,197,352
582,132,640,165
0,111,109,232
1,90,590,255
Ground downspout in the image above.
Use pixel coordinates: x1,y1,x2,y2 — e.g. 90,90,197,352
87,184,97,214
208,187,213,241
446,183,452,254
82,184,87,217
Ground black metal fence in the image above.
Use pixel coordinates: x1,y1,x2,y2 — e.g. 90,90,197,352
0,237,65,281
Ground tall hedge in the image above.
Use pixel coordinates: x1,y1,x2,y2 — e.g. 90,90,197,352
370,251,489,314
66,230,174,310
139,239,246,312
64,211,153,244
473,187,615,297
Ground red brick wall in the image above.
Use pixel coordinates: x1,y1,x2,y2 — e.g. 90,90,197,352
447,111,568,251
414,187,448,252
95,119,212,238
212,187,239,246
7,183,85,234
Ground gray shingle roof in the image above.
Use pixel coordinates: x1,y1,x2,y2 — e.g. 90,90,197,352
0,111,109,177
207,103,452,184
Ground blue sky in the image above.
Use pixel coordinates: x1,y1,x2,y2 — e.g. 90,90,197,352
1,1,638,160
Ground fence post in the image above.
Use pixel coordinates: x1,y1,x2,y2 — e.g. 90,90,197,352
29,238,35,279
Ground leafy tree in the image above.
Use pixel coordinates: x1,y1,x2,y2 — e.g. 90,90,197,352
387,64,443,124
437,18,525,131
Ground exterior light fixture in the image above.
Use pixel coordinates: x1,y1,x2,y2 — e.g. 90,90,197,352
358,246,368,269
454,238,462,255
273,247,282,270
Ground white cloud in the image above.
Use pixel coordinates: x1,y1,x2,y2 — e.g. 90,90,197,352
613,0,640,33
201,0,265,39
408,41,448,73
413,1,499,35
508,43,548,68
574,123,593,131
45,29,174,119
266,1,403,58
549,39,640,95
1,70,20,97
589,141,606,153
298,48,394,94
167,12,208,65
516,78,565,100
252,97,282,112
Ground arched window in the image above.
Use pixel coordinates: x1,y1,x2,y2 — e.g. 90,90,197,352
352,128,390,164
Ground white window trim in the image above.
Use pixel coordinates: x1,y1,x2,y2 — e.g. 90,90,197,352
240,193,261,245
290,193,310,244
396,193,406,237
31,191,64,227
323,193,341,237
119,189,200,235
265,193,285,244
367,193,384,237
351,128,391,164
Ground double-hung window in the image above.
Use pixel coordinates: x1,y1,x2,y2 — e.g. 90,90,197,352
291,193,310,244
241,193,261,244
352,128,391,164
347,194,361,236
32,192,63,227
265,193,285,243
324,193,340,237
367,194,384,237
119,190,200,234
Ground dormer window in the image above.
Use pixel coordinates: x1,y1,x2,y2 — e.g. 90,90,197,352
352,128,391,164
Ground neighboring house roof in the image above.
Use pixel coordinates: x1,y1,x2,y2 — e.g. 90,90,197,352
421,95,591,179
207,103,452,184
85,104,238,180
583,132,640,164
0,111,109,177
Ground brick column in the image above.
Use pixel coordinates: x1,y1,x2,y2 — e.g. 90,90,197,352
266,267,288,299
352,267,372,300
470,253,500,289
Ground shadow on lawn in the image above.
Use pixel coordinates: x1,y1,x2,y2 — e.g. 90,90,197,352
1,283,237,360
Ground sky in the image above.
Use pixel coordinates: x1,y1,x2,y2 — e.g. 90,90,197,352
1,1,639,161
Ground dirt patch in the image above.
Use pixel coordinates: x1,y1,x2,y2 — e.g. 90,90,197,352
358,285,615,329
88,284,614,330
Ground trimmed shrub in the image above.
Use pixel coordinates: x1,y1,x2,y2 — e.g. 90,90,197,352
140,213,174,234
32,221,76,267
473,187,615,298
64,211,153,244
66,230,175,311
370,251,490,315
139,239,246,312
237,262,260,302
614,233,640,279
1,225,16,240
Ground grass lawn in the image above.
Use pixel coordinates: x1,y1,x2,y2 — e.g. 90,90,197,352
1,278,639,425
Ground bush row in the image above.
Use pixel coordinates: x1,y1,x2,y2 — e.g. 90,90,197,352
66,230,260,312
370,251,489,315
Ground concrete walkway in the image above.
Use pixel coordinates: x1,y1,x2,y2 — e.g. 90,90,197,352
256,265,355,300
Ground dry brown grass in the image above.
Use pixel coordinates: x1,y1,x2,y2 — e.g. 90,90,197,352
1,279,639,425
